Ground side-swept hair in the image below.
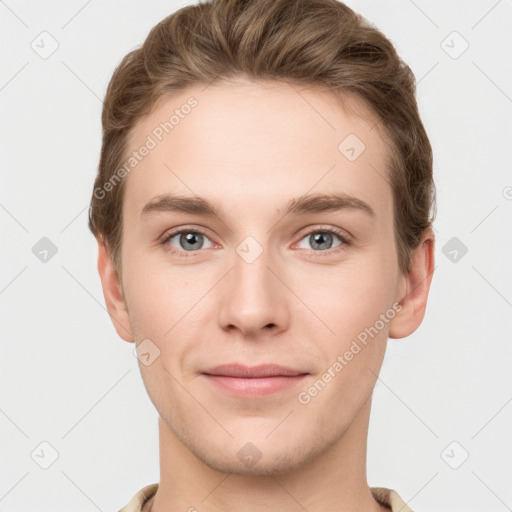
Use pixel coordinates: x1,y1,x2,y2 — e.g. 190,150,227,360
88,0,436,276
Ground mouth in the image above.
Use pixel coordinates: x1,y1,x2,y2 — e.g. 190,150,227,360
201,364,309,398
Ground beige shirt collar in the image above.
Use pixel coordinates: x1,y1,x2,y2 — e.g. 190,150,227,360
118,483,414,512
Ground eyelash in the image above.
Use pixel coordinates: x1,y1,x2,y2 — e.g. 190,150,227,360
159,226,352,258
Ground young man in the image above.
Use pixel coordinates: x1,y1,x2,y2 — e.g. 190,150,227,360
88,0,436,510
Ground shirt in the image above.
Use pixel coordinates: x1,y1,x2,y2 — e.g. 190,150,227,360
118,483,414,511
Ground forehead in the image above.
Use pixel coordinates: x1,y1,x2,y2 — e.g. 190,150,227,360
123,78,393,228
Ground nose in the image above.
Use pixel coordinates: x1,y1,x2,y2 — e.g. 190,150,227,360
217,242,289,339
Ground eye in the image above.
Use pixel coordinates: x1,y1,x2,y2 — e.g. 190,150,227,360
159,226,351,257
296,228,351,253
161,229,213,255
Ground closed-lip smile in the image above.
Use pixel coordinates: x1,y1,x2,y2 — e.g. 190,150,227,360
201,363,309,397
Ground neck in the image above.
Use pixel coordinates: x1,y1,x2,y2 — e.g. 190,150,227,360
150,398,386,512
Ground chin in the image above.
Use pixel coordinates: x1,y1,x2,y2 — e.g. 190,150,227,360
184,432,327,477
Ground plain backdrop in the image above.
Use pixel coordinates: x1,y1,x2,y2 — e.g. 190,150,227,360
1,0,511,510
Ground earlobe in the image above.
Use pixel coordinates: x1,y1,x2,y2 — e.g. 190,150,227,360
388,228,435,339
96,239,134,343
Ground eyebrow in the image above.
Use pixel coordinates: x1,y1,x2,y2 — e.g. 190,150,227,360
140,192,376,220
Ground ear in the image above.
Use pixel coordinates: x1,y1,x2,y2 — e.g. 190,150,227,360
96,238,134,343
388,228,435,339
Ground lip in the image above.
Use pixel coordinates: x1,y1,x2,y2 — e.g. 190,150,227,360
203,363,307,378
201,364,309,397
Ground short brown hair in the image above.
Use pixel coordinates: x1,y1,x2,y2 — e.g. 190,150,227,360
88,0,436,276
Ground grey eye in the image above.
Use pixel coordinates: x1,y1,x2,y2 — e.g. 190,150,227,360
297,231,343,251
168,231,213,251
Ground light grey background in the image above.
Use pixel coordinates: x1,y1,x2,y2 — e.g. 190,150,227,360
1,0,511,510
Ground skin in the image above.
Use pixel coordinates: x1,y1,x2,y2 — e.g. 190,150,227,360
97,77,435,512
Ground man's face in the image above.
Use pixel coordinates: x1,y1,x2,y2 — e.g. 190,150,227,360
116,78,407,474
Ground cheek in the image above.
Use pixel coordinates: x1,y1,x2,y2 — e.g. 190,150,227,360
123,243,190,322
294,256,394,341
122,256,175,341
123,254,213,377
296,265,391,414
